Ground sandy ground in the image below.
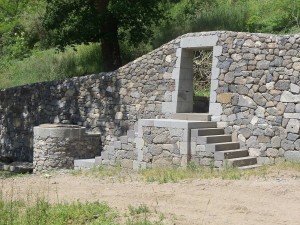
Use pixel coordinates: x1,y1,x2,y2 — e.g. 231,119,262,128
1,171,300,225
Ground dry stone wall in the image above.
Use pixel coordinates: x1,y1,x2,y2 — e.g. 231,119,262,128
1,31,300,167
210,32,300,164
0,42,177,162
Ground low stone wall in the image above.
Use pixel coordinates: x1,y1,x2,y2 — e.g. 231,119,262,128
33,124,100,172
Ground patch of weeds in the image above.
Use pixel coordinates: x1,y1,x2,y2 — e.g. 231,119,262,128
194,88,210,97
125,204,165,225
0,196,119,225
139,163,270,183
0,171,20,179
71,165,123,178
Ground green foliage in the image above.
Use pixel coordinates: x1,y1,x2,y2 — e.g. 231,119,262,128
247,0,300,33
0,43,102,89
43,0,100,50
43,0,164,50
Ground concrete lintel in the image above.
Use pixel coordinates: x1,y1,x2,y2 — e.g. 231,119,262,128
180,36,218,48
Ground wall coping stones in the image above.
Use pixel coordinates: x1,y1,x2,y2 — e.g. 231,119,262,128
34,124,86,139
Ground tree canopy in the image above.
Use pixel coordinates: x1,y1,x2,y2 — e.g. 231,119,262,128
43,0,164,71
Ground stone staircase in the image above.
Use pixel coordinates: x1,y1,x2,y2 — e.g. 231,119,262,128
173,113,260,169
74,113,261,170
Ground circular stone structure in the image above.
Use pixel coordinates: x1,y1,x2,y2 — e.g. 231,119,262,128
33,124,100,173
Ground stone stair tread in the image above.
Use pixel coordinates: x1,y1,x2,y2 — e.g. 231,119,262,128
227,156,256,161
214,149,249,160
227,156,257,167
170,113,211,121
197,134,232,144
238,164,262,170
206,142,240,153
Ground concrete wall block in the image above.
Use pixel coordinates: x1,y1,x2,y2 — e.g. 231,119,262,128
209,103,222,116
162,102,177,113
180,36,218,48
213,45,223,56
179,142,189,155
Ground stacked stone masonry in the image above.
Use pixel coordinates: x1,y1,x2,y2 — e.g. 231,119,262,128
1,31,300,168
33,124,100,172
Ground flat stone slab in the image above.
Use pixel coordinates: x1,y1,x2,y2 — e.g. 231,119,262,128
139,119,217,129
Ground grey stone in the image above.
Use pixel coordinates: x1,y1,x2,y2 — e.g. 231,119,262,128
257,135,270,143
274,80,290,90
295,104,300,113
281,139,295,151
294,139,300,150
239,128,251,139
266,107,279,116
266,148,279,157
284,151,300,161
224,72,235,83
286,119,300,133
271,136,281,148
253,93,267,106
256,60,270,70
287,133,299,141
152,133,169,144
148,145,163,156
238,95,256,108
285,103,295,113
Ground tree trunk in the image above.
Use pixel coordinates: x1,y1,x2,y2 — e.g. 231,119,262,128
95,0,122,72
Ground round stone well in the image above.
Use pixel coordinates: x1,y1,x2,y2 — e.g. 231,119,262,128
33,124,100,172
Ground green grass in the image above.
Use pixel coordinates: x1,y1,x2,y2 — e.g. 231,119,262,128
0,193,165,225
0,171,21,179
0,197,118,225
194,87,210,97
139,161,300,183
139,163,269,183
0,43,102,89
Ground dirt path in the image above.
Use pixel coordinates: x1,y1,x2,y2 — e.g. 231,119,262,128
1,173,300,225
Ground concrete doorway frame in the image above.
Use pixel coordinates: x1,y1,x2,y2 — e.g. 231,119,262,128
162,35,222,118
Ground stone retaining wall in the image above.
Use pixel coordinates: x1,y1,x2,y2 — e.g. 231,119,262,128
2,31,300,166
210,32,300,164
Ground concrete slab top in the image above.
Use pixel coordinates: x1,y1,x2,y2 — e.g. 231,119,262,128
39,124,82,129
139,119,217,129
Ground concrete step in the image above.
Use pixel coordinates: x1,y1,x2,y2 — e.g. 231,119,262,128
74,157,102,169
197,135,232,144
214,149,249,160
170,113,211,121
206,142,240,153
238,164,262,170
227,156,257,167
191,128,224,137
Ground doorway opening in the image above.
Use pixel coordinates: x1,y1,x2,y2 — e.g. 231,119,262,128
193,49,213,113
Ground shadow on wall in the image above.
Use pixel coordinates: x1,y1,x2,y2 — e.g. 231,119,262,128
0,73,123,162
